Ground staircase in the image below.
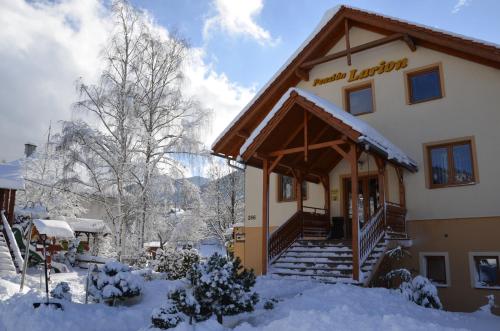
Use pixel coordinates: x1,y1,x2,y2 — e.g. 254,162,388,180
270,239,387,285
0,231,17,276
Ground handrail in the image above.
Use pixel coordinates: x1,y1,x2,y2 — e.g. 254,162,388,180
268,211,303,262
385,202,407,233
359,206,385,266
302,205,327,215
1,210,24,269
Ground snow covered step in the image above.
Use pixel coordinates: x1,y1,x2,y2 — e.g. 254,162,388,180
0,232,16,276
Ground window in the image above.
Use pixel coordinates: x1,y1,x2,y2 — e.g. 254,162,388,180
277,175,307,202
419,252,450,287
344,82,374,115
425,138,477,188
469,253,500,289
406,64,443,104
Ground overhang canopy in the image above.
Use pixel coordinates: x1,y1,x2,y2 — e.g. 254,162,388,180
212,5,500,158
238,88,417,181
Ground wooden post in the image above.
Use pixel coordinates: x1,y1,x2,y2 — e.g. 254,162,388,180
296,173,303,212
7,190,16,225
0,189,4,214
395,166,406,208
304,110,308,162
349,144,360,281
374,156,386,206
261,160,270,275
345,18,351,66
321,175,330,219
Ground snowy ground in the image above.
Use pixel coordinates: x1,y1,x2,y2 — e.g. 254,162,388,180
1,269,499,331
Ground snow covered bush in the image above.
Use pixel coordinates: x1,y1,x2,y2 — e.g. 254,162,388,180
132,249,151,270
50,282,71,301
64,239,80,267
167,253,258,324
151,301,184,329
399,275,442,309
89,261,143,305
154,246,200,280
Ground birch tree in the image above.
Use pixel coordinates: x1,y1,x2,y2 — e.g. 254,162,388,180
61,1,144,259
132,26,208,248
202,162,244,245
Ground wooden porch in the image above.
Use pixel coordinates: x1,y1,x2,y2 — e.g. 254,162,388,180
239,89,417,281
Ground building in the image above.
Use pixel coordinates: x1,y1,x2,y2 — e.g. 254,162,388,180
212,5,500,313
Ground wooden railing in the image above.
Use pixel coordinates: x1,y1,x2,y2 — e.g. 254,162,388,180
359,206,385,266
268,207,330,262
268,211,303,262
385,202,407,233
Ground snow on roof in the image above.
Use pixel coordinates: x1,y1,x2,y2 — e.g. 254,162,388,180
0,160,24,190
143,241,161,248
59,217,111,234
33,219,74,239
240,88,417,169
212,5,500,150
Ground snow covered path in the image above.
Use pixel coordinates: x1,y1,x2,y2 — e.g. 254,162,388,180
0,273,499,331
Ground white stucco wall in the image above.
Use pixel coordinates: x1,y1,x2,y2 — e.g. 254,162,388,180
243,26,500,226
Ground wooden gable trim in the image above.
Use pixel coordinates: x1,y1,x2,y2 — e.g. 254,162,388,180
213,6,500,157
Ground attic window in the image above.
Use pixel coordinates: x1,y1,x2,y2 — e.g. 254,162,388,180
344,82,374,116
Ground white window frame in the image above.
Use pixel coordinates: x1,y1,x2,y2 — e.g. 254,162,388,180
468,252,500,290
419,252,451,287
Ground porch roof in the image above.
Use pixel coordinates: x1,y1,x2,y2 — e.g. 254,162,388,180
239,88,417,176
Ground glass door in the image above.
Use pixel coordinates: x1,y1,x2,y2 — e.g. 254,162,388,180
343,175,380,238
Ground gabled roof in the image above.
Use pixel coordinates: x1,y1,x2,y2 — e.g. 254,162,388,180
212,5,500,158
240,87,417,171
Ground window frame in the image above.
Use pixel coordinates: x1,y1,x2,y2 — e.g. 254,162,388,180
342,80,375,116
423,137,479,189
277,174,308,203
468,252,500,290
419,252,451,287
405,63,444,105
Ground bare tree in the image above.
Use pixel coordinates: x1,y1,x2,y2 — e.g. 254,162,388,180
61,1,144,259
202,161,244,245
61,0,210,258
131,26,208,248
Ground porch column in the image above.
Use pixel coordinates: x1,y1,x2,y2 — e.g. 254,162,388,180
374,156,386,206
349,144,360,281
321,175,330,219
261,159,270,275
395,166,406,208
296,173,303,212
7,189,16,225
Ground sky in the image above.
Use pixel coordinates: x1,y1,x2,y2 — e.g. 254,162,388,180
1,0,499,164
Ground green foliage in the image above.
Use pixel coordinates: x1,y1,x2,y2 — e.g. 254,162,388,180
168,253,259,324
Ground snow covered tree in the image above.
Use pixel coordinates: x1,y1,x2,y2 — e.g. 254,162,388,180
18,128,85,218
151,301,184,329
154,246,200,279
169,253,258,324
50,282,72,301
60,0,209,259
89,261,143,305
399,275,443,309
202,161,244,246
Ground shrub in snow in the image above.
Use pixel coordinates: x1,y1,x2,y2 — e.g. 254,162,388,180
154,246,200,280
399,275,442,309
65,239,80,267
50,282,72,301
168,253,258,324
151,301,184,329
478,295,497,314
132,249,151,270
264,298,279,310
385,268,412,283
89,261,143,305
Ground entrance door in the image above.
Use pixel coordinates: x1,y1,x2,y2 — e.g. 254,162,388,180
343,175,380,238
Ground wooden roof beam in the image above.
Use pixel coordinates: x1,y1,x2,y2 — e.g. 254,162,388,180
268,139,346,157
300,33,406,70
